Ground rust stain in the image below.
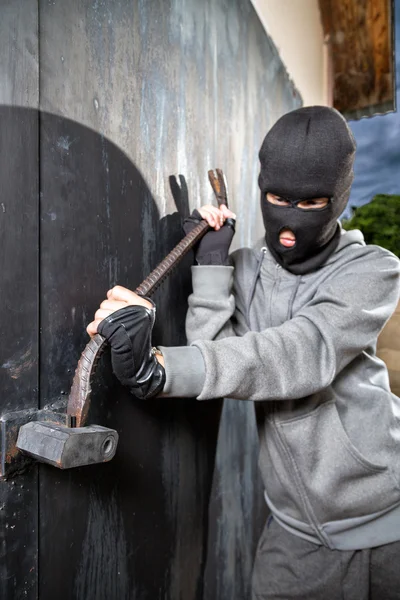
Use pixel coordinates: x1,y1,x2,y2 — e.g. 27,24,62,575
6,448,19,463
5,423,20,463
1,342,36,380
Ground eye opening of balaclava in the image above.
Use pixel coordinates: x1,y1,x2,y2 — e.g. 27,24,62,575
258,106,356,275
266,194,332,211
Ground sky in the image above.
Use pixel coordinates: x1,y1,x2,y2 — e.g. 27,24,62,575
347,0,400,214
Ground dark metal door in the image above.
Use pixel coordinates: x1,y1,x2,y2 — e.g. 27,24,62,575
0,107,222,600
0,102,222,600
36,110,222,600
0,1,301,598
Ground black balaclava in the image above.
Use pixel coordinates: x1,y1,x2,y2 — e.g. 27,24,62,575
258,106,356,275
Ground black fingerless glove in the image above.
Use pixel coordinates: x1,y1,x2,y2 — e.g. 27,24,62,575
183,209,236,265
98,302,165,400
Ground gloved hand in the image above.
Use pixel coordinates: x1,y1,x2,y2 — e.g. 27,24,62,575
183,207,236,265
97,301,165,400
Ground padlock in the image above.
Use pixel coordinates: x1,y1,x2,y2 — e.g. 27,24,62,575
16,421,118,469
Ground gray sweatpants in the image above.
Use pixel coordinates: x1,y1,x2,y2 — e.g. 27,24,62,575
252,517,400,600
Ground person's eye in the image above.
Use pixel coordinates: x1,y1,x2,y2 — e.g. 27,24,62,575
266,194,290,206
298,199,328,210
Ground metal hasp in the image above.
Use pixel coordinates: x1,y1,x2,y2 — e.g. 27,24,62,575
0,405,118,479
16,422,118,469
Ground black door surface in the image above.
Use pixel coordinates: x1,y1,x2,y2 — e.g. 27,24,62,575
1,106,222,600
0,1,300,598
1,107,223,600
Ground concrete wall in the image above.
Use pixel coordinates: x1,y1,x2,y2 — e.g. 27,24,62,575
251,0,330,106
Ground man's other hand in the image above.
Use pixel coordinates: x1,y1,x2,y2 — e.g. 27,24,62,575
86,286,153,337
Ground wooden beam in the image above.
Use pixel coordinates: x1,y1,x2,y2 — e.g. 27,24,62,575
319,0,395,118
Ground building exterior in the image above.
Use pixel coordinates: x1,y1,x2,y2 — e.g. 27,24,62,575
252,0,330,106
253,0,396,118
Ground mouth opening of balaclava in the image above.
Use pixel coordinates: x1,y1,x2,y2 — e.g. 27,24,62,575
258,106,356,275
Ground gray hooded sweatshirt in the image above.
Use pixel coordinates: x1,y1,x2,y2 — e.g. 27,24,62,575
160,227,400,550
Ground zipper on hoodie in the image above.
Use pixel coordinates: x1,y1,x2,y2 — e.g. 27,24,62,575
269,263,282,327
246,247,267,327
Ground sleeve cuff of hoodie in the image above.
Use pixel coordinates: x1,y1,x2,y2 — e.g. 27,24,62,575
191,265,234,299
158,345,206,398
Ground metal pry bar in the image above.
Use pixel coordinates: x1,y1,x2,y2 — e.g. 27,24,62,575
67,169,230,427
208,168,235,231
208,168,228,207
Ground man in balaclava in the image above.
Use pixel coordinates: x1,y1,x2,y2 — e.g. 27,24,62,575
258,105,356,274
89,106,400,599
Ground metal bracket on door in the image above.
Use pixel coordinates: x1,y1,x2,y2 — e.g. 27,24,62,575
0,400,118,479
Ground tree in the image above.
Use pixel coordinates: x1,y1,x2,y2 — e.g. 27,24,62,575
342,194,400,257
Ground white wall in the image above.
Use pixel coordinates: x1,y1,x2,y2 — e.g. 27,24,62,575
251,0,331,107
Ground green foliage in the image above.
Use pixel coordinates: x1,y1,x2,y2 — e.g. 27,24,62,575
342,194,400,257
